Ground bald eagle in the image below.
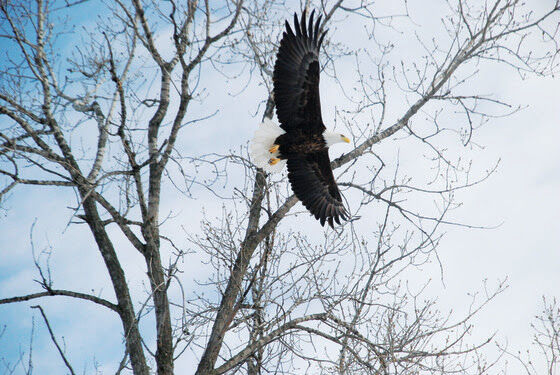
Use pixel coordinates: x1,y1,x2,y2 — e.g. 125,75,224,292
250,11,350,227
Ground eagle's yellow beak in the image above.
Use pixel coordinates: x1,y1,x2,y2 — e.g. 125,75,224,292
342,136,351,143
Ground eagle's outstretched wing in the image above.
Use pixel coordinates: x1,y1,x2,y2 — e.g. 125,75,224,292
273,11,326,134
287,150,348,227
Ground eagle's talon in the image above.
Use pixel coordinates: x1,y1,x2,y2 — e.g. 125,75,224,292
269,144,280,153
268,158,280,165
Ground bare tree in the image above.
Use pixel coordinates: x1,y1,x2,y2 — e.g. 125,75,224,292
1,0,559,374
500,297,560,375
0,0,244,374
531,298,560,375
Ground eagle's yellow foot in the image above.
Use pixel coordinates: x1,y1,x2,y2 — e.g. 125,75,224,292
269,144,280,153
268,158,280,165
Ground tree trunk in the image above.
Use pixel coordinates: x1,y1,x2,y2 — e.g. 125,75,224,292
81,195,150,375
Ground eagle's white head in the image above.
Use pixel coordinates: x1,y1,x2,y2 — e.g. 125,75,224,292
323,131,351,147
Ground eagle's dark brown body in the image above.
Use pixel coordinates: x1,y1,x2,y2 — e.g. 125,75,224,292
275,131,327,158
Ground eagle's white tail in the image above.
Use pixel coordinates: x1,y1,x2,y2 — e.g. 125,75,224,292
250,118,287,173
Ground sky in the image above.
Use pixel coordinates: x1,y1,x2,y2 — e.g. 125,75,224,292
0,0,559,374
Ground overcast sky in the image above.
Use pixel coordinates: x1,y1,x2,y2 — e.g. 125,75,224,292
0,1,559,374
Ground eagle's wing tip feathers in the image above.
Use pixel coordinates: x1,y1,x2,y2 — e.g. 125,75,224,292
320,214,348,229
289,9,324,42
318,207,349,228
